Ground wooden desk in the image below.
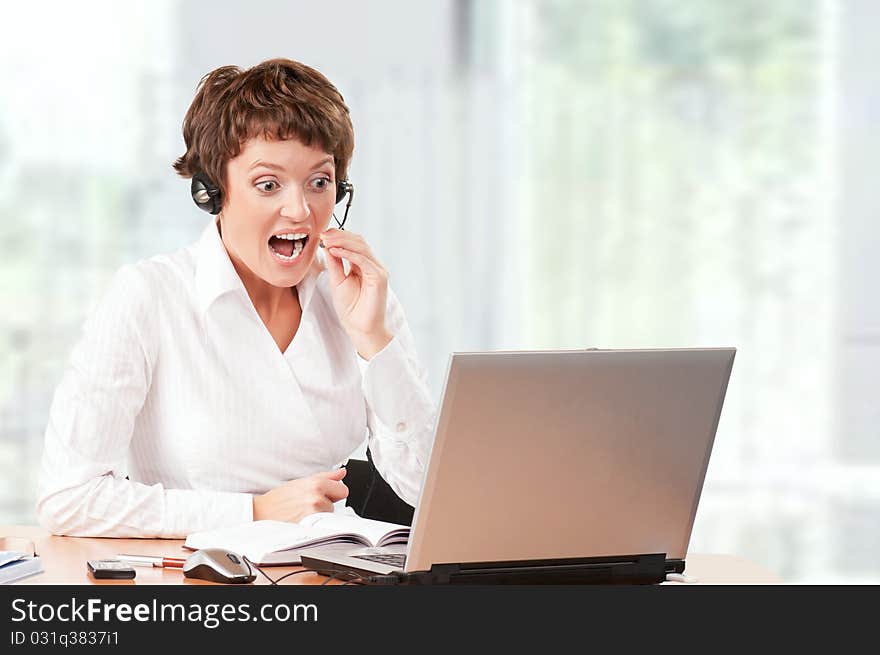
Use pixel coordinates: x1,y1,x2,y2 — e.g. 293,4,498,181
2,526,782,585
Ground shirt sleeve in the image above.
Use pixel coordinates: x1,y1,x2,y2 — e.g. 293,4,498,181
35,264,253,538
357,286,437,507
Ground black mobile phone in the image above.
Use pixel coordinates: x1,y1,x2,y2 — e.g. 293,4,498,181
87,559,136,580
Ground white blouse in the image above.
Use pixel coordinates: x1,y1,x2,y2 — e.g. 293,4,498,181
36,217,436,538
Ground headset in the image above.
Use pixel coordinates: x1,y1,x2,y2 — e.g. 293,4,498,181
191,171,355,229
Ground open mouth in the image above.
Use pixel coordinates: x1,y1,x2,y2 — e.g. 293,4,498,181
268,232,309,263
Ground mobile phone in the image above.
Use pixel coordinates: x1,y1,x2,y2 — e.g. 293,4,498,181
87,559,136,580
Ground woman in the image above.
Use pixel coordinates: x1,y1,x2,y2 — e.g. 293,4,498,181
36,58,436,538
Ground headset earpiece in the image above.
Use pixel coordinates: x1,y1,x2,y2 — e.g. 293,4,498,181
332,180,355,230
191,171,222,215
335,179,353,205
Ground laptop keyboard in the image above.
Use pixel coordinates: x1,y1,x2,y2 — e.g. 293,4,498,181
353,553,406,568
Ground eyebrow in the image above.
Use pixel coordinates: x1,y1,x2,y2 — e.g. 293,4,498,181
248,156,335,172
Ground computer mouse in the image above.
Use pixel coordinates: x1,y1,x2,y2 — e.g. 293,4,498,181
182,548,256,584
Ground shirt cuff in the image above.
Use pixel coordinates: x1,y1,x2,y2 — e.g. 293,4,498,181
360,336,433,443
356,335,394,372
161,488,254,538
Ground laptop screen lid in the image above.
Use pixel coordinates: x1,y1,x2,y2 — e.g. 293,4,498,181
403,348,735,573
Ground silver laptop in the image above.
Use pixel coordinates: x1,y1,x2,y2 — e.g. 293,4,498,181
300,348,736,584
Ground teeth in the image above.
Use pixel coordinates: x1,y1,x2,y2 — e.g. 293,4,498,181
274,233,308,240
270,238,305,262
272,248,301,261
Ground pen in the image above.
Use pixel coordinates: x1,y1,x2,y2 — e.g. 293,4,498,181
115,554,186,568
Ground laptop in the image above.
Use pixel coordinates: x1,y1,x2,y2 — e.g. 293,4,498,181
300,348,736,584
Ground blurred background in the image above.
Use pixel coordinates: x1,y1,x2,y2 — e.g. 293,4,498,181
0,0,876,582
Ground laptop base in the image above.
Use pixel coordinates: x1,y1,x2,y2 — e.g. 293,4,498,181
302,553,669,585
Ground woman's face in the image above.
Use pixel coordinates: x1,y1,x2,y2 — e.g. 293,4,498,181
220,136,337,288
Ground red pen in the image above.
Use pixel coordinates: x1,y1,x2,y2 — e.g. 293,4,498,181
115,554,186,568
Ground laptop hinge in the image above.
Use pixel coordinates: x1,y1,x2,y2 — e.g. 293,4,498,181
665,559,686,574
399,553,668,585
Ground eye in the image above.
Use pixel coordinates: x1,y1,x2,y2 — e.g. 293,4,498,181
255,179,279,193
310,176,332,192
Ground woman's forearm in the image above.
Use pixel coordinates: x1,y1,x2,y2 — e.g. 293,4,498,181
36,473,253,538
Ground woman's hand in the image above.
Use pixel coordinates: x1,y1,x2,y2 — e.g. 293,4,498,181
252,468,349,523
321,228,393,359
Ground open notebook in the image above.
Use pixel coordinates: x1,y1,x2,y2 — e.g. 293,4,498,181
184,513,410,565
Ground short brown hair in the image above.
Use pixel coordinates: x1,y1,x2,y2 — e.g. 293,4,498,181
173,58,354,200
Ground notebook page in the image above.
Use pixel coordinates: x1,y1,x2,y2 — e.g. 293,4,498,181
297,513,410,546
184,520,315,561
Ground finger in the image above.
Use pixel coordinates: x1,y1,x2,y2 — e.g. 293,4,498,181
328,247,386,280
325,246,359,283
321,227,362,243
327,248,362,281
319,479,350,502
324,243,346,286
316,468,347,481
321,230,377,261
321,230,385,279
312,497,335,514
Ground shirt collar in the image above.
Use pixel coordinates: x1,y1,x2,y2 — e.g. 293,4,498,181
194,216,326,316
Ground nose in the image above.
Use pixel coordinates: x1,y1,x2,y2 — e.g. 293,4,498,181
279,187,310,221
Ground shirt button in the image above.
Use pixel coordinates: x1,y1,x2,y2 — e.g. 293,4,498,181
396,421,407,433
